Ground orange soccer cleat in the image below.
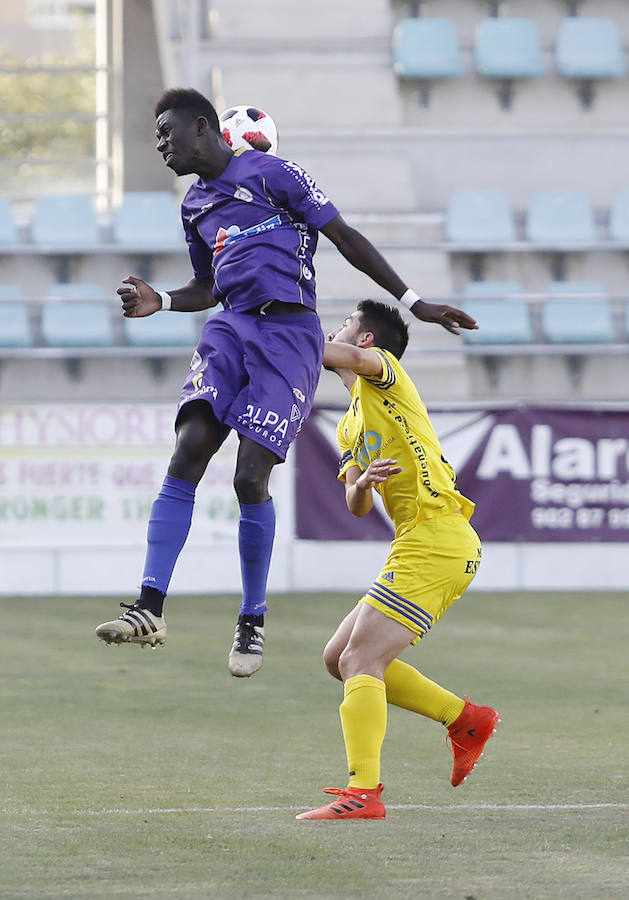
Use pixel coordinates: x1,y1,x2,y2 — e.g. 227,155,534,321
296,784,386,820
447,695,500,786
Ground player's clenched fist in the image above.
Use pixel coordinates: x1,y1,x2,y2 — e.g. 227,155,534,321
117,275,161,318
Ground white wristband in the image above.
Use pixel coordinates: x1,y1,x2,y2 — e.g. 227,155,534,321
157,290,172,311
399,289,421,310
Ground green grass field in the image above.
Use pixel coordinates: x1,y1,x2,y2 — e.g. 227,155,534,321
1,591,628,900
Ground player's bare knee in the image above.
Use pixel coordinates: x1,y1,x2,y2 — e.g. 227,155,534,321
169,434,212,483
338,645,363,681
170,407,219,482
233,453,274,504
233,469,269,504
323,641,342,680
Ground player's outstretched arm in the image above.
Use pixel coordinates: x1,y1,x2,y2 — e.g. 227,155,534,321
344,460,403,517
118,275,217,317
320,214,478,335
323,341,383,377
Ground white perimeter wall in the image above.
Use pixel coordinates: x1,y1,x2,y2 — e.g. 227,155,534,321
2,539,628,597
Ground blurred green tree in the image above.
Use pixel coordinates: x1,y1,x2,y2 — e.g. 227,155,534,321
0,43,95,160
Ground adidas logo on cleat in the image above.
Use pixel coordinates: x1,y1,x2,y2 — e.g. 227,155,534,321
95,603,167,648
296,784,386,820
447,696,499,787
228,618,265,677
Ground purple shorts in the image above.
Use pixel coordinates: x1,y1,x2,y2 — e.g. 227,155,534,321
177,309,324,460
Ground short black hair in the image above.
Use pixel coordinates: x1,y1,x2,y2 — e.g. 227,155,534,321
357,299,409,359
154,88,220,133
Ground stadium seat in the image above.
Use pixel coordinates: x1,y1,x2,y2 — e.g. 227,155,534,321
0,285,24,300
525,191,595,243
112,192,185,248
548,281,606,297
41,284,113,347
46,283,105,301
609,191,629,243
462,300,533,344
0,200,18,245
0,288,32,348
474,18,544,79
392,18,462,80
123,312,201,347
463,281,523,298
556,18,625,79
31,194,100,246
542,291,614,343
445,191,516,244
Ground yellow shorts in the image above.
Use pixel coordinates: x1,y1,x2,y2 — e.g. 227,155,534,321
360,512,482,643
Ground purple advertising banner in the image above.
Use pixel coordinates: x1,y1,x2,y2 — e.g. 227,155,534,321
296,406,629,543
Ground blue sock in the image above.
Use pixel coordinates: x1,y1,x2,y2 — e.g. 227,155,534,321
238,499,276,616
141,475,196,597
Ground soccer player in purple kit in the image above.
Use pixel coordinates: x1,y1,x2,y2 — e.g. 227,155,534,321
95,88,477,677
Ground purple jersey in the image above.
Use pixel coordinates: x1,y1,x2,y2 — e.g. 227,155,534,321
181,149,339,312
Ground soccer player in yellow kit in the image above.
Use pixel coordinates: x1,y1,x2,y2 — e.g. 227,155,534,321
297,300,499,821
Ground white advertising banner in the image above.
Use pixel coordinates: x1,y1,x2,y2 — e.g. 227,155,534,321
0,404,292,550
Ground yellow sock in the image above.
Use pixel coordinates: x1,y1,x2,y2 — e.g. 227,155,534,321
339,674,387,789
383,659,465,727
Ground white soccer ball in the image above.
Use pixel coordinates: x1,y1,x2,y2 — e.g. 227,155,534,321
219,105,279,155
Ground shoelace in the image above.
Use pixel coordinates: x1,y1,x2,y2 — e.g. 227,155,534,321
446,733,470,753
235,622,261,645
119,602,140,611
321,787,370,800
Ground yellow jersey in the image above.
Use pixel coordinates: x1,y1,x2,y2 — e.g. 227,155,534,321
337,348,475,535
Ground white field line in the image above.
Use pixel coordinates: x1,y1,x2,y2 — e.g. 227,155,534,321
5,803,628,817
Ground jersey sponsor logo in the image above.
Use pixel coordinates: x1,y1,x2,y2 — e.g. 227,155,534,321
214,214,283,255
179,381,217,406
356,430,383,469
292,388,306,403
233,185,253,202
383,399,441,498
281,160,330,207
465,558,481,575
191,371,204,391
238,404,290,438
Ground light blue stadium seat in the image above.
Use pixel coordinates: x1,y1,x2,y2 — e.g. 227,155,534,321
46,283,105,301
542,294,614,344
123,313,201,347
446,191,516,244
609,191,629,243
0,287,32,348
474,18,544,78
0,200,18,245
31,195,100,246
464,281,523,298
548,281,606,297
112,192,184,248
526,191,595,243
41,300,114,347
0,286,23,300
392,18,462,79
556,18,625,79
462,300,533,344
